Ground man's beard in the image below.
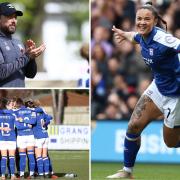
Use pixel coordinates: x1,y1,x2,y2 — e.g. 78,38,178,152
1,25,16,35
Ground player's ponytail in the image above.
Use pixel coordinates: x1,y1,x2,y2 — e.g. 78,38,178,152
145,1,153,6
139,1,167,31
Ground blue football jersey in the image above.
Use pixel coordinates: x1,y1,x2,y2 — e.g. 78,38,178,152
134,27,180,96
33,107,52,139
0,109,16,141
14,106,36,136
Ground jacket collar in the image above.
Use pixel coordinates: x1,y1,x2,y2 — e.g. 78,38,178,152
0,30,12,39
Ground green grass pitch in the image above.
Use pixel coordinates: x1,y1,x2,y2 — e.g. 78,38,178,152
92,162,180,180
48,150,89,180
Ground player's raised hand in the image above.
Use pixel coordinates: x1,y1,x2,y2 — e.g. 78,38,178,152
27,43,46,59
112,25,125,36
112,25,136,43
112,25,126,44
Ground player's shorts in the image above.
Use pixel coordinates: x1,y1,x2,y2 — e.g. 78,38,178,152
143,80,180,128
0,141,16,150
17,135,35,149
35,138,49,149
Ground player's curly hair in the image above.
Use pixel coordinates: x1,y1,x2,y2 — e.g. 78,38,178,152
138,1,167,31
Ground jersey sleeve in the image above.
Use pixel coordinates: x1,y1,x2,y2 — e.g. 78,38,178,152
172,37,180,53
35,107,43,113
178,44,180,52
133,33,141,44
23,59,37,78
154,33,180,54
44,114,53,126
165,35,180,54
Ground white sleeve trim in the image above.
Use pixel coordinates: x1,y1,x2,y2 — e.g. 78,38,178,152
153,30,180,50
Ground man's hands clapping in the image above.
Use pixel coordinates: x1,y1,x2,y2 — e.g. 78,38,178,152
25,39,46,59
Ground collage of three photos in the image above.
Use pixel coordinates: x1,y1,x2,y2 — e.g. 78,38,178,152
0,0,180,180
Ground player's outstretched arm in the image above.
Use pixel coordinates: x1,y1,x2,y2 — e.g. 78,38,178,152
112,25,136,43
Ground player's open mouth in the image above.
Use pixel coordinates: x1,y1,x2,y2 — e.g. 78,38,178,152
138,26,146,31
137,26,148,33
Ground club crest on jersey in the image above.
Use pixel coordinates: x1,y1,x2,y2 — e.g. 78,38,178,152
149,48,154,56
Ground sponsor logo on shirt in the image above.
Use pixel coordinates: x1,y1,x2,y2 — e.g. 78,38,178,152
143,57,153,65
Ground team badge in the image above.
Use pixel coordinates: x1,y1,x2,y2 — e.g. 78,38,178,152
149,48,154,56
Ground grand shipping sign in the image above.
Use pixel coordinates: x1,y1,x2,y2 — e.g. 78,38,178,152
48,125,90,150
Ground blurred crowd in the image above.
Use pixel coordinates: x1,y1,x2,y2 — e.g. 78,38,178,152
91,0,180,120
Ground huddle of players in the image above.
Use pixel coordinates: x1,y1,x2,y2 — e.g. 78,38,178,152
0,97,56,179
